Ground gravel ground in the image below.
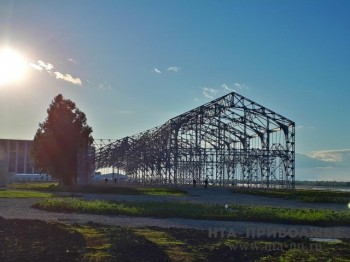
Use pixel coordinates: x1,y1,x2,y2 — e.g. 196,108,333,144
1,188,349,238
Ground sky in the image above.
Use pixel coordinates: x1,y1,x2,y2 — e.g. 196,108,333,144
0,0,349,181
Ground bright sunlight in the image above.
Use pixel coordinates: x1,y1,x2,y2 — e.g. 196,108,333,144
0,47,28,86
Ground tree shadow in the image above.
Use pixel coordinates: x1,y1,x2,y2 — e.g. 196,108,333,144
0,217,86,262
105,226,172,262
0,218,173,262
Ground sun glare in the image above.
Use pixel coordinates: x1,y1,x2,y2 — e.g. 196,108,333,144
0,47,28,86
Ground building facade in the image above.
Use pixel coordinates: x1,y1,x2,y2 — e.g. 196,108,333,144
0,139,36,175
0,138,93,185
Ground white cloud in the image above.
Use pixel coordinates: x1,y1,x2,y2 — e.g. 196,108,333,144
152,66,182,74
154,68,161,74
85,79,113,90
288,152,350,181
98,82,112,90
296,125,316,130
234,82,248,90
296,153,333,168
29,58,83,86
167,66,181,72
308,149,350,164
68,58,79,64
222,83,234,93
203,87,219,99
29,60,53,72
38,60,54,71
29,63,42,71
54,72,82,86
202,83,241,100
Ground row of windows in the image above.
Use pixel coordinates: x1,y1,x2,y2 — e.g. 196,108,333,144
0,139,36,174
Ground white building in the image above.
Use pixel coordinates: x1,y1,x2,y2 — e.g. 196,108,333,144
0,139,37,186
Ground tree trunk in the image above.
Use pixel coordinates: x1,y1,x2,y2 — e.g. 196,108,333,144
62,174,74,186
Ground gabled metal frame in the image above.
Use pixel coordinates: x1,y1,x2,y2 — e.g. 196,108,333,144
92,92,295,189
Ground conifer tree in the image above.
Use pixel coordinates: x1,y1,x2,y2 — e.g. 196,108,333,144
32,94,93,185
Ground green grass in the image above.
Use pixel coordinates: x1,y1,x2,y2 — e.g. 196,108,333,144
34,198,350,226
0,189,54,198
70,224,112,261
231,188,350,203
136,187,187,196
9,182,187,196
8,182,58,190
77,185,187,196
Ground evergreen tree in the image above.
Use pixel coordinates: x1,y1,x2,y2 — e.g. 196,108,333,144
32,94,93,185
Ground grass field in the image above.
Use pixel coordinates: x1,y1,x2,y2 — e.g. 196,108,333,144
34,198,350,226
231,188,350,203
0,189,54,198
2,183,350,260
8,182,187,196
0,217,349,262
8,182,58,190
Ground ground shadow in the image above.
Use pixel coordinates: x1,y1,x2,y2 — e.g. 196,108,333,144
0,217,86,262
103,225,171,262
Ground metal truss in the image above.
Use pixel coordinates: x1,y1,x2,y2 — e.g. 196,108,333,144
91,92,295,189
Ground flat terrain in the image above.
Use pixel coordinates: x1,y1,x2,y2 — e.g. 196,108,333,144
1,187,349,234
81,187,349,211
1,186,350,261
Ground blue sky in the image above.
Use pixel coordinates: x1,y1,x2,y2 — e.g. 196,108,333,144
0,0,349,181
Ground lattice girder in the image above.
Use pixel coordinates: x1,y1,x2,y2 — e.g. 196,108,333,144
90,92,295,189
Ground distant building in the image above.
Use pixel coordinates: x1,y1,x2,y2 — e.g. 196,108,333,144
91,172,128,182
0,139,37,186
12,173,54,182
0,139,37,174
0,138,96,186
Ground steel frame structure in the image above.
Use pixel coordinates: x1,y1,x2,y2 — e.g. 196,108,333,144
92,92,295,189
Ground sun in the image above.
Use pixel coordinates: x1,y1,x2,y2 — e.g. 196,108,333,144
0,47,28,86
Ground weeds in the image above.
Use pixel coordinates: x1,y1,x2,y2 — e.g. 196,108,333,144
8,182,58,190
34,198,350,226
9,182,187,196
231,188,350,203
0,190,54,198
